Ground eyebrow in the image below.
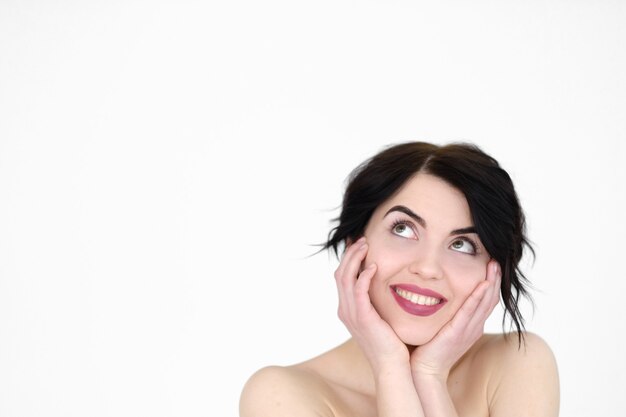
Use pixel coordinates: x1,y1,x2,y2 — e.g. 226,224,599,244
383,205,477,236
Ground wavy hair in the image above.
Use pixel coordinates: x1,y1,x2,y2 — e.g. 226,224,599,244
323,142,534,346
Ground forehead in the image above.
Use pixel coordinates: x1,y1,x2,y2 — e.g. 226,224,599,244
376,173,473,226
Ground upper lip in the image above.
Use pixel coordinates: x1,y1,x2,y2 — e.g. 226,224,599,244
391,283,447,301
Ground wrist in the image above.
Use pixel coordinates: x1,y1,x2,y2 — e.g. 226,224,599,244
367,348,411,378
411,368,449,386
374,361,413,385
375,365,426,417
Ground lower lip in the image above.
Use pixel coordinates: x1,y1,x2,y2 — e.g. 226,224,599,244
390,288,446,316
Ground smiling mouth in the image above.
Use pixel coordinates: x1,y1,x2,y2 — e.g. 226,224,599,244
393,287,442,306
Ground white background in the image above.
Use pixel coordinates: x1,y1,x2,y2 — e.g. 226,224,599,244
1,1,625,416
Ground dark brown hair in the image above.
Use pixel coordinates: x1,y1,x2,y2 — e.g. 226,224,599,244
323,142,533,345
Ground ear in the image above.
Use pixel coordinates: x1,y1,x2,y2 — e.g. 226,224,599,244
344,235,363,249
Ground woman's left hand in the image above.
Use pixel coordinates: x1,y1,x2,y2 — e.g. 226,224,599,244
409,260,502,382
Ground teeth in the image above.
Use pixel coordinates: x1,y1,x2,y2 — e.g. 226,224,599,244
395,288,441,306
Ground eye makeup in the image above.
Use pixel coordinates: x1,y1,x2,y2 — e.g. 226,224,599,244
390,218,418,239
450,236,480,255
387,215,483,256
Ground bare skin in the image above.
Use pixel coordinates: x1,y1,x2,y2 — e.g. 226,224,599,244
240,174,559,417
241,332,559,417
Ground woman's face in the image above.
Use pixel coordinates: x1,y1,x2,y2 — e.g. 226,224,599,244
363,172,492,346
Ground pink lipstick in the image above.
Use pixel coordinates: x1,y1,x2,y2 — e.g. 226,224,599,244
390,284,447,317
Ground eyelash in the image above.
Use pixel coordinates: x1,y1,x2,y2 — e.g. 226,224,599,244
389,218,479,255
391,219,416,237
452,236,479,255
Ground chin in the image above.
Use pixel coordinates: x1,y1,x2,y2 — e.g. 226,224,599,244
393,322,440,347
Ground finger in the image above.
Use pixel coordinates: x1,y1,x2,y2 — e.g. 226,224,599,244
337,241,369,291
341,243,370,318
335,236,366,280
346,242,369,282
354,263,377,309
448,279,491,332
335,271,356,324
449,260,497,325
481,261,501,310
466,262,502,330
336,237,358,277
488,262,502,309
343,235,366,259
335,238,368,322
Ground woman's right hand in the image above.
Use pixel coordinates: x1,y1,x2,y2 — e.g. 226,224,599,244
334,236,410,374
335,236,426,417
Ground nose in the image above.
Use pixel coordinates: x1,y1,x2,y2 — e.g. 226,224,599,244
407,247,444,280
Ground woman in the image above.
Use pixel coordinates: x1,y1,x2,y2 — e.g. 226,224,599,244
240,142,559,417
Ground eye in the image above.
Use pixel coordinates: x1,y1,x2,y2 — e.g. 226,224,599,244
391,220,417,239
450,238,477,255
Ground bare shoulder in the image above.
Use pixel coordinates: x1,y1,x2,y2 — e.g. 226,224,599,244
239,365,335,417
479,332,560,417
478,332,557,367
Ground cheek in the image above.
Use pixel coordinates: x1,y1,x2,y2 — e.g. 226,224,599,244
364,237,414,279
444,255,488,295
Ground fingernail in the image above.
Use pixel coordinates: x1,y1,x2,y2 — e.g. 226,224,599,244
367,263,376,269
357,236,366,243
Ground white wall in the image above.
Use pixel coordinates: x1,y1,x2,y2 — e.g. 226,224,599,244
1,1,624,416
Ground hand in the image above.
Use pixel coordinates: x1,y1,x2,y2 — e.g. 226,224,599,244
409,260,502,381
334,237,410,374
